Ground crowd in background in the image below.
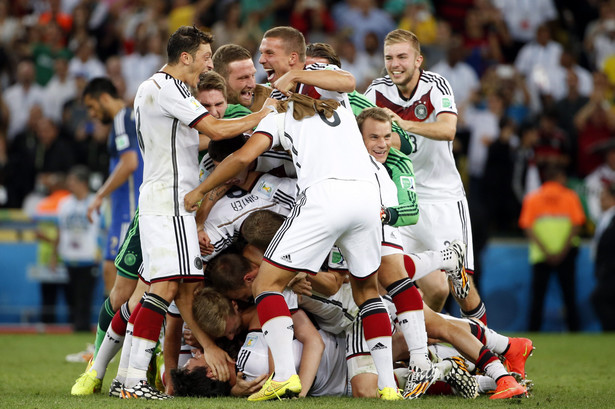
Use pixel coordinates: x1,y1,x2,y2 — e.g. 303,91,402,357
1,0,614,243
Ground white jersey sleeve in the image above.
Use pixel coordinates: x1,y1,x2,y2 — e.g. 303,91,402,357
250,173,297,211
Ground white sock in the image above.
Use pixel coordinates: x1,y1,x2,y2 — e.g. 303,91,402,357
484,327,510,355
476,374,497,393
91,327,124,380
262,315,297,382
365,335,396,390
406,251,446,281
484,360,509,382
125,335,157,388
396,310,430,370
115,321,133,384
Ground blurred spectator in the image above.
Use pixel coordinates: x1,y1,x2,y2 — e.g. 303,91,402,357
333,0,396,52
584,1,615,71
490,65,532,126
31,21,71,87
0,0,22,47
212,1,242,49
553,69,590,174
484,117,520,233
591,181,615,331
492,0,558,54
549,50,593,102
42,50,76,123
29,171,71,325
462,2,508,75
512,121,541,203
519,163,585,332
337,36,372,92
363,31,384,80
573,72,615,177
533,109,571,171
67,36,105,81
53,165,100,331
433,0,473,34
514,23,563,113
120,24,163,101
38,0,73,36
430,34,480,108
398,0,437,47
105,56,127,101
290,0,336,44
584,139,615,225
2,58,45,141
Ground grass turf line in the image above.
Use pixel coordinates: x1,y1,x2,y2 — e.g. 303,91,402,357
0,332,613,408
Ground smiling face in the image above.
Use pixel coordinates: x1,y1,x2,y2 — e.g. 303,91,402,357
361,117,392,163
226,59,256,107
384,41,422,94
259,36,292,83
196,89,227,119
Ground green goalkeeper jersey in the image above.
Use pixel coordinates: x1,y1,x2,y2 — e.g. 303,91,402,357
384,147,419,227
224,103,252,119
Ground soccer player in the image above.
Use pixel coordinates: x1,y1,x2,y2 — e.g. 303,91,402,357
117,26,275,400
184,96,402,400
365,29,487,323
81,77,143,360
213,44,272,111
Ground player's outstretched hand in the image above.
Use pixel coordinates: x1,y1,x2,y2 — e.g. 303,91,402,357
203,345,234,382
184,188,203,212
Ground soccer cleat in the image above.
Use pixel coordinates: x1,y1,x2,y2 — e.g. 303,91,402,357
445,240,470,299
71,369,102,395
108,379,123,398
247,374,301,401
490,375,527,399
65,343,95,363
378,387,404,400
403,364,440,399
503,337,534,378
442,356,478,399
120,380,173,400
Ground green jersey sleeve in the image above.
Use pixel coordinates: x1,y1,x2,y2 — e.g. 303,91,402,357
348,90,415,155
384,147,419,227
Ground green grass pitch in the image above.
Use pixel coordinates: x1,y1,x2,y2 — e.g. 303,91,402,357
0,332,613,408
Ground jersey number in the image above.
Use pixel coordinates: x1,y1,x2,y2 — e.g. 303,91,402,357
317,111,341,127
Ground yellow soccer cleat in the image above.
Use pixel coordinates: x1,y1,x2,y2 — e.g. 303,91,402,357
247,374,301,401
379,386,404,400
71,369,102,396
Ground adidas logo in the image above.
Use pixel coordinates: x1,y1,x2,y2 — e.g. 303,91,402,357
400,319,408,325
281,254,292,263
145,347,155,355
371,342,387,351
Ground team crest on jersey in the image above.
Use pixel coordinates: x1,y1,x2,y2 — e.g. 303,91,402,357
257,180,274,199
123,252,137,267
194,257,203,270
400,176,415,191
188,96,201,111
244,334,259,348
414,103,428,120
115,134,130,151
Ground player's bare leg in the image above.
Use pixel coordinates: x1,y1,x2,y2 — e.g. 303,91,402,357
415,270,449,312
102,260,117,295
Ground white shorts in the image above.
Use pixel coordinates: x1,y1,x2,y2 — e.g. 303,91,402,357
139,215,203,284
399,198,475,273
265,179,382,278
382,224,403,257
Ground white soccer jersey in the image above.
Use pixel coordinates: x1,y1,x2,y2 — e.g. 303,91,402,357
365,71,465,202
134,72,209,217
57,194,100,263
201,174,295,262
253,106,378,193
236,329,347,397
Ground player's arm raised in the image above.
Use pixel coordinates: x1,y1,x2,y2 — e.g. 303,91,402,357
274,68,356,94
385,110,457,142
184,132,273,211
195,99,277,141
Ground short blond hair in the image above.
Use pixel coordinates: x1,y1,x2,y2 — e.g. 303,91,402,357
384,29,421,55
264,26,306,63
192,287,235,338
